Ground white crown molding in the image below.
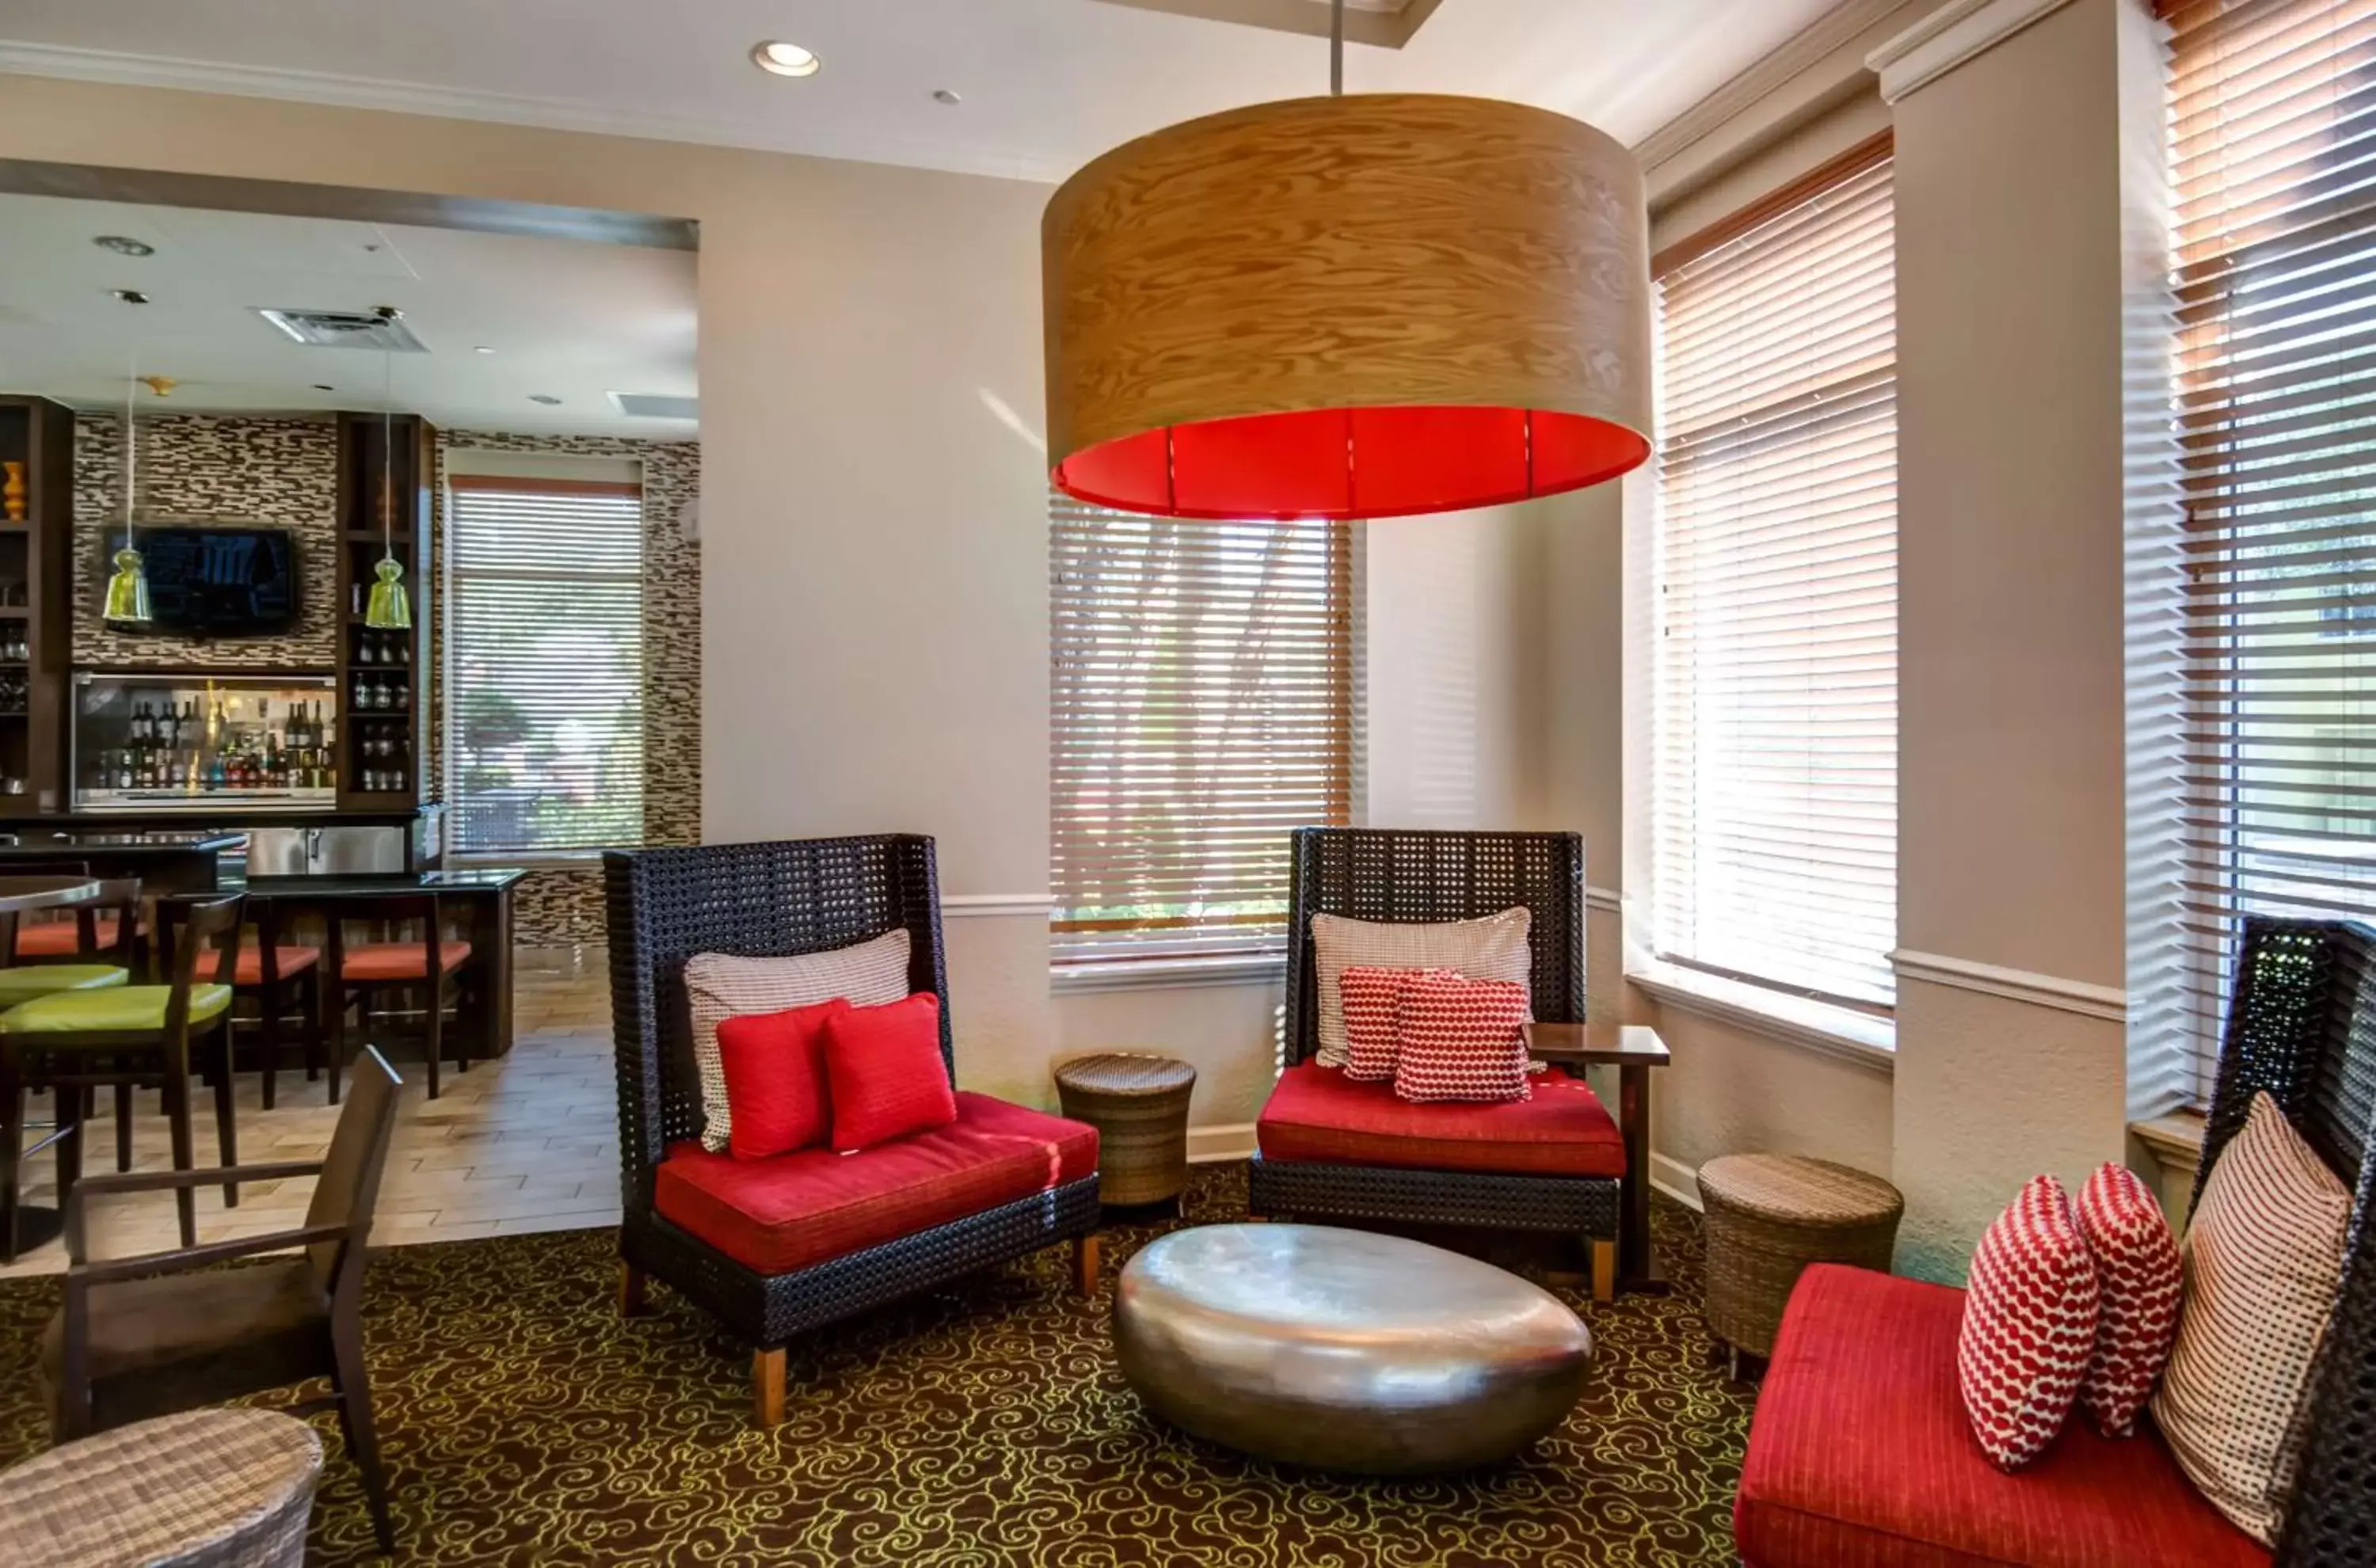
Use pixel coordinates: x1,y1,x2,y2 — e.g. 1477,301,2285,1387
1889,948,2127,1022
942,894,1054,920
1867,0,2078,104
1585,885,1624,915
0,42,1070,186
1632,0,1918,172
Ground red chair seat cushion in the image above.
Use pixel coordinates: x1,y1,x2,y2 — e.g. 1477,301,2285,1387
234,945,321,985
653,1092,1100,1276
1255,1061,1623,1179
17,917,124,958
340,941,473,982
1735,1264,2270,1568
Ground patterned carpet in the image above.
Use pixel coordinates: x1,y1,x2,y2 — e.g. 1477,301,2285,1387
0,1166,1754,1566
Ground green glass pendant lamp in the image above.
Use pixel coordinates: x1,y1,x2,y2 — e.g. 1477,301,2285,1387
101,356,152,626
365,334,412,631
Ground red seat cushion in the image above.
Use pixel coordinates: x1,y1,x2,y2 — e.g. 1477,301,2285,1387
822,993,958,1151
233,944,321,985
1255,1060,1624,1179
1736,1264,2270,1568
17,917,124,958
339,940,473,981
653,1092,1099,1276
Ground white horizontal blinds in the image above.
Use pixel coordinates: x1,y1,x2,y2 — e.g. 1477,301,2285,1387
1653,151,1899,1010
1050,500,1353,965
444,474,645,854
2165,0,2376,1099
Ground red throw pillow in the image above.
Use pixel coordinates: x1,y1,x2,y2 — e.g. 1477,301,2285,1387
1391,973,1531,1104
1340,965,1451,1082
715,998,850,1160
822,992,958,1151
1958,1174,2100,1469
2073,1161,2181,1437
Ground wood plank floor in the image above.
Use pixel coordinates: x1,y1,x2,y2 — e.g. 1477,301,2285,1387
0,948,619,1278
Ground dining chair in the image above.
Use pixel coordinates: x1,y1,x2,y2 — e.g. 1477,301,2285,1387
5,859,143,969
0,892,242,1254
158,895,326,1112
326,892,474,1101
43,1046,404,1555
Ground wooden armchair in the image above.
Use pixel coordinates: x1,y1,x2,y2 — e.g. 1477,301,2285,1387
42,1047,405,1556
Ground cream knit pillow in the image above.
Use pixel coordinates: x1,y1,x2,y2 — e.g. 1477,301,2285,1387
1308,908,1532,1068
685,930,913,1154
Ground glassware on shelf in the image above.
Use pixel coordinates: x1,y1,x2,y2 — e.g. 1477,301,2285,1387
72,672,340,809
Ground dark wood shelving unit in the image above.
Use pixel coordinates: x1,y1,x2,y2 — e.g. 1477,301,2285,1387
333,411,434,810
0,395,77,816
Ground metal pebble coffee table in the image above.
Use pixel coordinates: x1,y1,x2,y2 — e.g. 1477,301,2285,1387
1114,1223,1593,1473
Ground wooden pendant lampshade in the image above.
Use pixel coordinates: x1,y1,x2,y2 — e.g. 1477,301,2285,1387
1042,93,1653,520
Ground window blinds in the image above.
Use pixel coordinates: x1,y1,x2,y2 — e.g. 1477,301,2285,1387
1049,500,1353,965
1652,147,1899,1010
2155,0,2376,1102
444,474,645,854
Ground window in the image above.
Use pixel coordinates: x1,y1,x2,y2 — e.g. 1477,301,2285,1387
1651,140,1899,1011
444,473,645,854
1049,500,1353,969
2145,0,2376,1104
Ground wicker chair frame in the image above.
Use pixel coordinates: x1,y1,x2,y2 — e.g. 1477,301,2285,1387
2192,915,2376,1566
1247,828,1617,1262
604,838,1099,1386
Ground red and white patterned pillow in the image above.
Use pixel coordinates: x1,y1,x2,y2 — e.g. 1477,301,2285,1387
2072,1161,2182,1437
1391,973,1530,1104
1957,1174,2100,1470
1339,965,1451,1082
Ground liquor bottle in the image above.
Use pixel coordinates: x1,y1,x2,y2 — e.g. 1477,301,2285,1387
357,637,376,666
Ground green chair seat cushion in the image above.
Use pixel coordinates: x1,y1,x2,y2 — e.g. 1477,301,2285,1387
0,984,233,1034
0,965,130,1005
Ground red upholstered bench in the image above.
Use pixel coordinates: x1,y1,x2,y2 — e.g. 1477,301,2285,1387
1256,1062,1624,1179
656,1094,1099,1276
1736,1264,2267,1568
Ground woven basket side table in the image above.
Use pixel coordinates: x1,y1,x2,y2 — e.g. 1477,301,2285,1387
0,1407,324,1568
1696,1153,1902,1376
1055,1052,1198,1207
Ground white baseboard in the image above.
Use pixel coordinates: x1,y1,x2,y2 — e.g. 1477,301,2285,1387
1651,1151,1704,1212
1187,1122,1258,1163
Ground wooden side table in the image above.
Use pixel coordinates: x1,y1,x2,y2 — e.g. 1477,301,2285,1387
1055,1052,1198,1208
1524,1020,1672,1296
1696,1153,1902,1377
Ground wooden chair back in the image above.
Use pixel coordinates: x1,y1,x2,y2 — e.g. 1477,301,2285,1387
326,892,452,986
153,894,243,1035
306,1046,402,1293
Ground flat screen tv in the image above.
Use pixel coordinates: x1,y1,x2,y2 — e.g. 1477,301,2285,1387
135,526,302,638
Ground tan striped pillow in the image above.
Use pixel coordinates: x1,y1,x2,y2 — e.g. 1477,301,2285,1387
2151,1092,2349,1546
1308,908,1531,1068
686,931,913,1154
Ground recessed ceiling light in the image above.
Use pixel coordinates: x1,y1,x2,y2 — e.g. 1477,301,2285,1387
473,345,497,354
750,40,821,78
312,383,335,392
933,89,962,106
93,235,154,257
111,289,150,306
528,394,563,405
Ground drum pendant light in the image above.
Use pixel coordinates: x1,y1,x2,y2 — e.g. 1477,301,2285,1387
1041,0,1652,520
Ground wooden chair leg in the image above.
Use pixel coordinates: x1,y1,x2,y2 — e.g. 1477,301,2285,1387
211,1026,238,1208
258,982,281,1111
55,1084,86,1211
327,985,348,1107
452,974,471,1076
753,1347,787,1429
1072,1233,1100,1299
303,970,324,1083
618,1262,649,1318
331,1307,397,1555
1,1052,22,1264
162,1044,196,1249
423,982,443,1101
1590,1239,1616,1304
112,1082,132,1172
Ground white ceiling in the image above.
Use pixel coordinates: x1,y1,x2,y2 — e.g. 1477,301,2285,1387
0,0,1850,184
0,192,700,435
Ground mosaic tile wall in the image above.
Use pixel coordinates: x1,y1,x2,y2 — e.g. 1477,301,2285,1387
70,412,702,946
434,430,703,946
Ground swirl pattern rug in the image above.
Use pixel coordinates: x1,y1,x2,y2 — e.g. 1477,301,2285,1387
0,1166,1753,1566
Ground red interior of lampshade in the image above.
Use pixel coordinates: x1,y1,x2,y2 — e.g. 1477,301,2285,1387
1053,405,1648,520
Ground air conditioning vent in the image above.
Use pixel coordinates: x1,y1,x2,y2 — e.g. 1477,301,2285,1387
608,392,699,421
254,307,427,352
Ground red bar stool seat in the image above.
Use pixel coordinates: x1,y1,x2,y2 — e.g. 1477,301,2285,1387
336,941,473,984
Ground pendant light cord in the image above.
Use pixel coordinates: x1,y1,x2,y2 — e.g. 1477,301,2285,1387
381,342,396,563
123,347,137,552
1330,0,1344,95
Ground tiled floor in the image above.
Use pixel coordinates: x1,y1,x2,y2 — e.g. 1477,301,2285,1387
1,947,619,1278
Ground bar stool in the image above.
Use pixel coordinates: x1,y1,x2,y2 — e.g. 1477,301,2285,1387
0,877,144,1177
158,897,324,1111
327,892,475,1100
0,893,242,1253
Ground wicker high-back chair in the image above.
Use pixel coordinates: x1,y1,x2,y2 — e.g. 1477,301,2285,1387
2192,915,2376,1562
604,835,1101,1423
1250,828,1616,1283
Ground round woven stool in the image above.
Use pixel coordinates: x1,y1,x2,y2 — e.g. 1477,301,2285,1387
1696,1153,1903,1377
0,1408,324,1568
1055,1052,1198,1208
